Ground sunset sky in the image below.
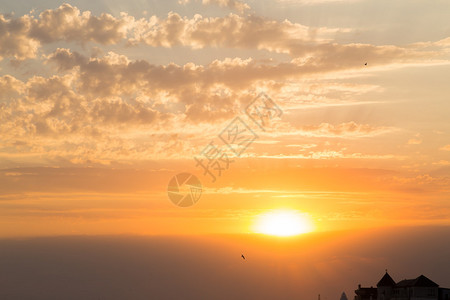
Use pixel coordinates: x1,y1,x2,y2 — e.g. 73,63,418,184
0,0,449,238
2,1,450,299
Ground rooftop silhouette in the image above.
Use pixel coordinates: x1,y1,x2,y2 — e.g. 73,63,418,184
355,271,450,300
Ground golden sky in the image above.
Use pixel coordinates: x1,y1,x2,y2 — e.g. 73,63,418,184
0,0,449,237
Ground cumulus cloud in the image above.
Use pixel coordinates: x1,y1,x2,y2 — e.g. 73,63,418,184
0,75,25,97
45,50,257,123
29,4,130,44
0,70,166,141
128,12,338,52
46,48,88,71
0,4,130,61
91,98,160,125
3,5,315,60
0,14,39,60
0,4,448,168
0,49,396,167
126,12,441,67
45,47,432,102
0,3,446,66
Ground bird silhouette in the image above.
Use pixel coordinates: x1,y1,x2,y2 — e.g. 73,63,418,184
241,254,246,260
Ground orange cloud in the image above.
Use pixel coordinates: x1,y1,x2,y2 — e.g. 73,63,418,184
29,4,129,44
0,4,446,66
0,14,39,60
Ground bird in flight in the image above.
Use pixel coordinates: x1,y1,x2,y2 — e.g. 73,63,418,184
241,254,246,260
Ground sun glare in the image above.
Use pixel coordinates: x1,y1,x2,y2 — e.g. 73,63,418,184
253,210,314,237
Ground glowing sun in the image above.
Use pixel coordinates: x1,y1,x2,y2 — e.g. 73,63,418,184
253,210,314,237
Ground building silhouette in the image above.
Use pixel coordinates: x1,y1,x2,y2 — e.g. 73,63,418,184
355,271,450,300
